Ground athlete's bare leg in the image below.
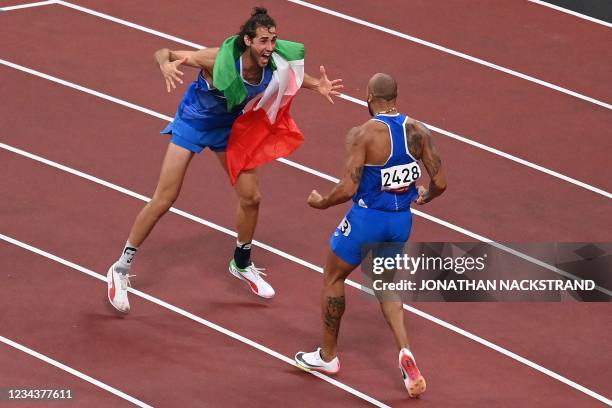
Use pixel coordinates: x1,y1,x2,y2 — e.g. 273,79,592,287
127,143,194,246
319,250,357,361
380,301,410,350
215,152,261,243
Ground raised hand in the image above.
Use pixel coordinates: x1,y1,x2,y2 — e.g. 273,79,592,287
160,57,187,92
318,65,343,104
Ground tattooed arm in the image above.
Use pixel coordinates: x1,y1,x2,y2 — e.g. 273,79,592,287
307,126,366,209
406,120,447,205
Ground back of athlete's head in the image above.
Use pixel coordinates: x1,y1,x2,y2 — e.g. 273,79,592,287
236,7,276,51
367,73,398,102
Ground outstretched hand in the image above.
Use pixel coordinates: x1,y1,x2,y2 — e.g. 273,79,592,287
160,57,187,92
317,65,343,104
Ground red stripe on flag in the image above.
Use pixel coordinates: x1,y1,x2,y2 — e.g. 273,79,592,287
226,98,304,185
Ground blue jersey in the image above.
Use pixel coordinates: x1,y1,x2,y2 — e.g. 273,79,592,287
174,56,273,131
352,113,421,212
162,56,274,153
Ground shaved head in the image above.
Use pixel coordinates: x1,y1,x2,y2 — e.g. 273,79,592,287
367,73,397,101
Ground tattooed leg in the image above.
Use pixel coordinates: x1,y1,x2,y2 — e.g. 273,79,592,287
321,294,345,360
320,250,357,361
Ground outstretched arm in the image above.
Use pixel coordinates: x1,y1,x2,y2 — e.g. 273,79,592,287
409,122,447,205
302,65,343,104
308,127,366,209
154,48,219,92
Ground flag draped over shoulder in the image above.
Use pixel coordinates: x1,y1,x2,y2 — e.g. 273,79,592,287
213,36,305,185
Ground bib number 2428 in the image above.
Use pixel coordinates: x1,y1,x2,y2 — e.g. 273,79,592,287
381,162,421,191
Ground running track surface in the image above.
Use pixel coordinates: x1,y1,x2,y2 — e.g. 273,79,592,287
0,1,610,407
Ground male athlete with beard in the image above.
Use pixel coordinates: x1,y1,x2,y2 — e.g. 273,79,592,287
295,73,446,398
107,7,342,312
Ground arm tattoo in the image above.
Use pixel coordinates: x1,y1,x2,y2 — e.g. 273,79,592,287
323,295,346,337
424,134,442,177
350,166,364,184
406,125,423,159
427,156,442,177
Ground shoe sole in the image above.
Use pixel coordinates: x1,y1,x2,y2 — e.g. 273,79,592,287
107,266,130,314
228,265,274,299
400,354,426,398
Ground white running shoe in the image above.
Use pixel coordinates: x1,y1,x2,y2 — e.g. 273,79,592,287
107,263,132,313
399,348,426,398
229,259,275,299
294,348,340,375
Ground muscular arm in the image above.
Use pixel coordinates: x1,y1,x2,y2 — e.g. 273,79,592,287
154,48,219,70
407,121,447,204
154,47,219,92
308,127,366,209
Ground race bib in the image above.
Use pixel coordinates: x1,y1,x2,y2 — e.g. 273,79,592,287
337,217,352,237
380,162,421,191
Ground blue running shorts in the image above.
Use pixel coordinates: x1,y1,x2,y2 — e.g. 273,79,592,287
330,204,413,266
161,115,230,153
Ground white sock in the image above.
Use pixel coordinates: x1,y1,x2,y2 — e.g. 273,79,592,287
115,241,138,275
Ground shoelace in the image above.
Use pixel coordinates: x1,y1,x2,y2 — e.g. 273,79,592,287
246,264,267,278
119,274,135,290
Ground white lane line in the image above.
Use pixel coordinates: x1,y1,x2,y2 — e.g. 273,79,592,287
52,0,202,48
337,94,611,199
1,141,611,406
0,234,389,408
0,335,154,408
0,0,55,11
13,1,611,199
528,0,612,28
0,60,172,122
2,4,611,404
0,59,610,294
2,60,610,202
287,0,612,110
399,303,612,407
281,147,611,297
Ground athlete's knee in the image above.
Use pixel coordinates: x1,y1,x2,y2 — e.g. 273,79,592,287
380,301,402,321
323,267,348,287
150,191,178,214
239,190,261,208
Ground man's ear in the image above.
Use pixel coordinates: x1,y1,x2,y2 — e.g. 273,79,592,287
243,35,252,47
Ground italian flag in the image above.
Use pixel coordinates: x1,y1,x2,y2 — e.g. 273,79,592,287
213,36,305,185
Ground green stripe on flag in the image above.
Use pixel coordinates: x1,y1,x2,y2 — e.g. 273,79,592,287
213,35,305,111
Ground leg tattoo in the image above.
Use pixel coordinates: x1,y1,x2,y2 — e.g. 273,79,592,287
324,295,346,336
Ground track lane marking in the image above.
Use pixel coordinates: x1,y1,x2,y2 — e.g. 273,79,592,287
0,334,154,408
1,143,610,405
336,94,611,198
0,0,55,11
0,60,609,297
14,1,609,199
528,0,612,28
0,233,390,408
287,0,612,110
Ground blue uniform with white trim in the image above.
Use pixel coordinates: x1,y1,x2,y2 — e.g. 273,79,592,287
161,57,273,153
330,113,421,266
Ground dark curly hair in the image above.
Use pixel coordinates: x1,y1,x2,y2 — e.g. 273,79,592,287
236,7,276,51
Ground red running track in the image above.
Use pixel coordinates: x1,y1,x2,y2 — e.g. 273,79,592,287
1,1,610,407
